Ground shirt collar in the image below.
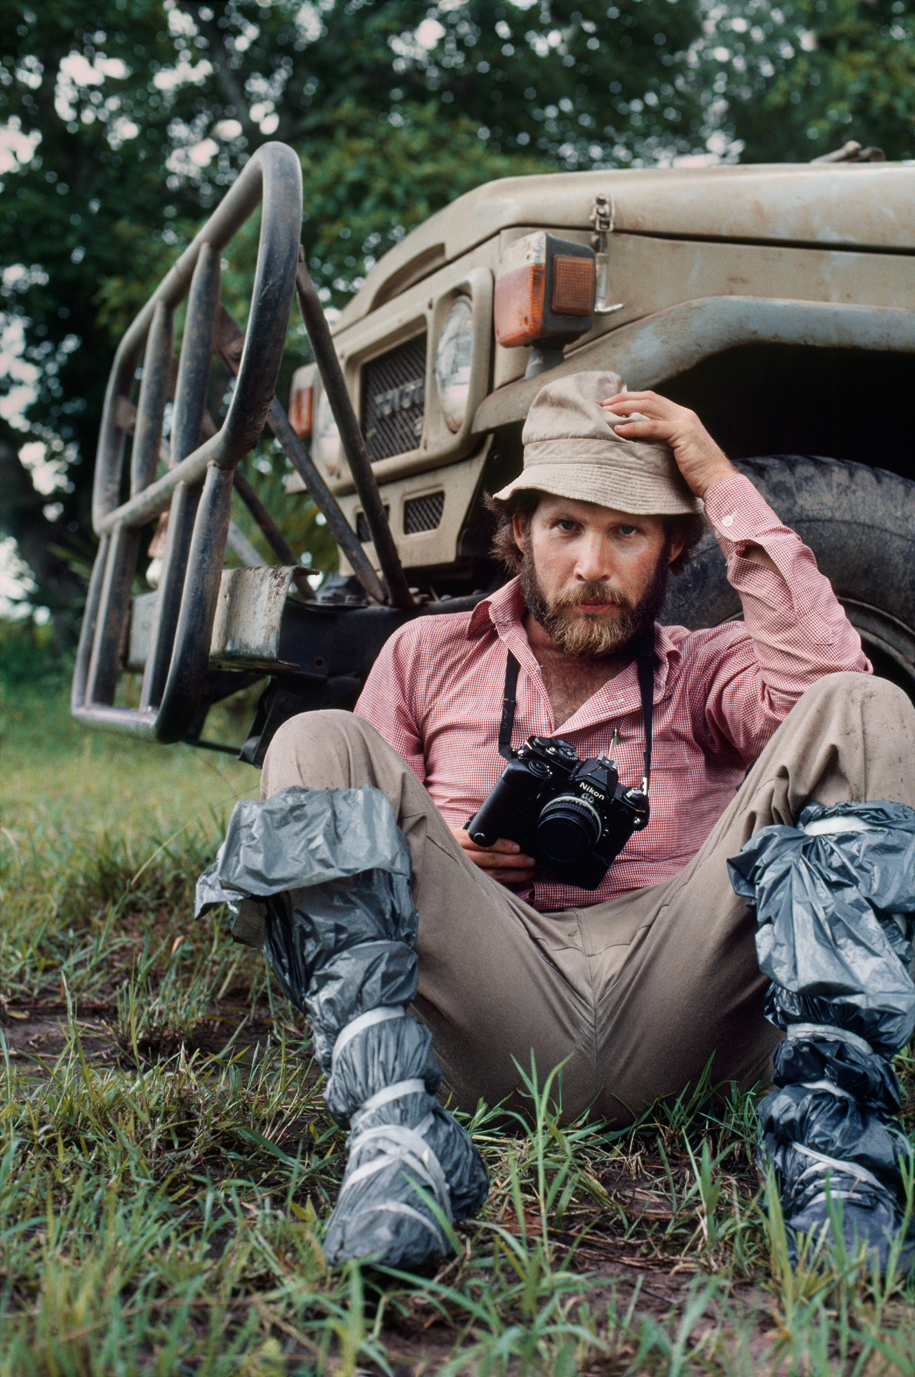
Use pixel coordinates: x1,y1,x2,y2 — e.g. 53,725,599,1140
466,577,526,638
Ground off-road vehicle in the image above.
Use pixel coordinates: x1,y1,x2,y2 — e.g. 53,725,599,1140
72,140,915,759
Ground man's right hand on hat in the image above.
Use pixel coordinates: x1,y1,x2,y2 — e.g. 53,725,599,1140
601,391,736,501
603,391,782,577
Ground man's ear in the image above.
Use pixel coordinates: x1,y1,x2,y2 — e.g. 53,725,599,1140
512,511,527,553
667,529,685,565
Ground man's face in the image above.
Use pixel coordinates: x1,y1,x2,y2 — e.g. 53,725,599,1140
514,494,682,658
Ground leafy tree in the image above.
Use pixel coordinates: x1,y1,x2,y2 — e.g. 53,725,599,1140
1,0,709,625
698,0,915,163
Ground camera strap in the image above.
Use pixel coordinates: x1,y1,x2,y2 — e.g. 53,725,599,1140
498,627,655,792
636,628,654,791
497,652,521,761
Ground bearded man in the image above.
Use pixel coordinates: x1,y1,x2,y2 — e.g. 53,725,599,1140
241,370,915,1267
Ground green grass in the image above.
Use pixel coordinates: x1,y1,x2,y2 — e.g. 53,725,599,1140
2,667,915,1374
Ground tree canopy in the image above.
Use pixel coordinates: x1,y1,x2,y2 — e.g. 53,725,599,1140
699,0,915,163
1,0,913,625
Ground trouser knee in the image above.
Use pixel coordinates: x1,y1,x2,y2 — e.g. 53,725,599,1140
797,670,912,720
786,671,915,808
261,708,382,796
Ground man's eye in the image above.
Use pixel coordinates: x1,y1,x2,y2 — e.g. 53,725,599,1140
556,520,578,532
617,525,639,537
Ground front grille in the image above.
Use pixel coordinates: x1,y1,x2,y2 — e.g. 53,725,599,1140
404,492,444,534
356,507,389,543
361,334,426,461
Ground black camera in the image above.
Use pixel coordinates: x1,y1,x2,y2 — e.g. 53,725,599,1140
465,736,650,890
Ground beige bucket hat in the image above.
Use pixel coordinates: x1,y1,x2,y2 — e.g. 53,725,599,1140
493,370,702,516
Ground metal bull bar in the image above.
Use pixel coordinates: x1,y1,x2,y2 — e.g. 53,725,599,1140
72,141,410,745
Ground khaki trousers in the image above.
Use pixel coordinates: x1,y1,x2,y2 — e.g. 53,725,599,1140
261,673,915,1126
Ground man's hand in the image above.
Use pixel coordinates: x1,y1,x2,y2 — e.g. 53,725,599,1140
601,390,735,501
450,828,536,885
603,390,782,576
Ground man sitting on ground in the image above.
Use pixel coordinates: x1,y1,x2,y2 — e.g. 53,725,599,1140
261,371,913,1123
203,370,914,1268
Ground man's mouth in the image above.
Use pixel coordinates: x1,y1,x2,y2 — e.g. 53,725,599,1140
577,599,619,613
561,588,631,616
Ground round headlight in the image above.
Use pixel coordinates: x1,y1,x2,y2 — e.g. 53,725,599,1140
313,390,341,477
434,296,473,433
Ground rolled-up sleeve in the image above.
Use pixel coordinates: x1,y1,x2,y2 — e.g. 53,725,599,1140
700,474,870,751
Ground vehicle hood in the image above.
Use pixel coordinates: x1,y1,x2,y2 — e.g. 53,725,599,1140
335,162,915,331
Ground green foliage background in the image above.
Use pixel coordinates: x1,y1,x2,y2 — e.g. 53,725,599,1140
703,0,915,163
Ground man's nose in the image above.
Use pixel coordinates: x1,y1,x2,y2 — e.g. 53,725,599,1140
574,536,614,583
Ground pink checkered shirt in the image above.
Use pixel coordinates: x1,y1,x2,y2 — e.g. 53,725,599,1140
356,476,869,911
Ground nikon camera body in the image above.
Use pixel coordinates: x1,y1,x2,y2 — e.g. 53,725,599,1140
466,736,650,890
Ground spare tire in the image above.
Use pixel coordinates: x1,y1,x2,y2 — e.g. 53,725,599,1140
661,456,915,700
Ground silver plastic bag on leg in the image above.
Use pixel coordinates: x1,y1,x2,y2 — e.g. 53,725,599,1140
197,786,489,1270
729,800,915,1272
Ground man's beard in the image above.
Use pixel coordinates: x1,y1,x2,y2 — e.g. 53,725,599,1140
520,537,672,659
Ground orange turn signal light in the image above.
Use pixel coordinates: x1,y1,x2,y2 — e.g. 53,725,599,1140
494,261,546,349
551,255,595,316
289,365,314,438
494,232,596,348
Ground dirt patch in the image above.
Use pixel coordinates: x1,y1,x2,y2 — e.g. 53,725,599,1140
1,1006,111,1072
0,999,279,1075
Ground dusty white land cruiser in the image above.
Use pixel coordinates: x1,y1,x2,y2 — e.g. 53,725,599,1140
72,141,915,760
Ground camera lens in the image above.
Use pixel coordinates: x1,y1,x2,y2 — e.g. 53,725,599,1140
536,795,603,864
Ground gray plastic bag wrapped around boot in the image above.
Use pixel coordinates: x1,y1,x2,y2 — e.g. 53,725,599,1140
196,785,489,1270
729,800,915,1272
